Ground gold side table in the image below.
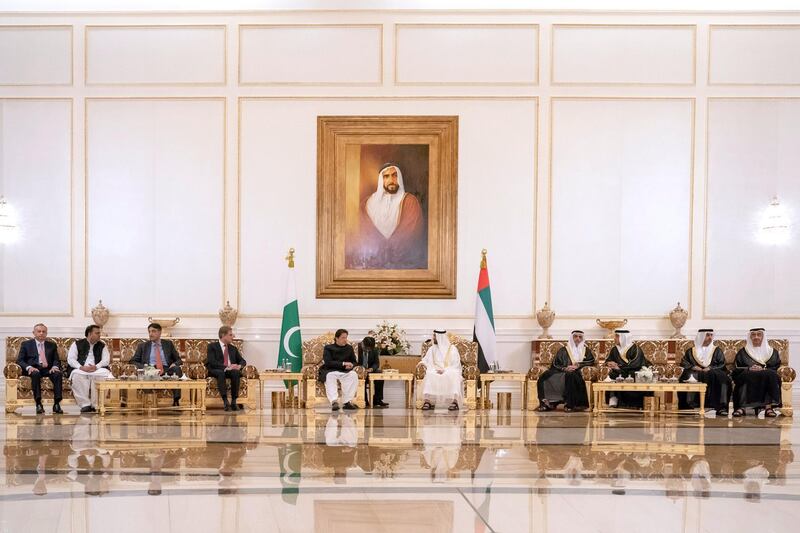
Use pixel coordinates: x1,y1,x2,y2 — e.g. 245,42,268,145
480,372,528,410
259,371,305,409
367,372,414,408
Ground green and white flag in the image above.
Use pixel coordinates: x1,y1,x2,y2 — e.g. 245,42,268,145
278,249,303,376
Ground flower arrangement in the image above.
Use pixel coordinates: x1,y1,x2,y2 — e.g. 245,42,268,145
143,364,162,380
370,321,411,355
635,366,654,383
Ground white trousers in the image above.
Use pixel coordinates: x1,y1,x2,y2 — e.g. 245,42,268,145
70,369,111,408
324,371,358,404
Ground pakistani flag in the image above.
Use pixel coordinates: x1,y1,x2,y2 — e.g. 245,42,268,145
473,250,496,373
278,250,303,381
278,442,301,504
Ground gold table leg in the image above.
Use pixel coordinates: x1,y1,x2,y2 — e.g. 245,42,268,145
520,381,527,411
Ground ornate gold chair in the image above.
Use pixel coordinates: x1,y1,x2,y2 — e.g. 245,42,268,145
414,333,479,410
301,333,366,409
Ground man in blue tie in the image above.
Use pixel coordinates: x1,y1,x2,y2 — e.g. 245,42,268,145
17,323,63,414
131,323,184,406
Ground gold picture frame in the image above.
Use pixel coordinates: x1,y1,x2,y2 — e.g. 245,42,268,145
317,115,458,299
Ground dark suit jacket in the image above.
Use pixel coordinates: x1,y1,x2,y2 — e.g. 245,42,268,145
358,346,381,372
131,339,182,369
319,343,358,382
206,342,246,372
18,339,61,371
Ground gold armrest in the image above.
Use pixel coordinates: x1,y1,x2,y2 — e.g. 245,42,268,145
778,366,796,383
4,362,22,379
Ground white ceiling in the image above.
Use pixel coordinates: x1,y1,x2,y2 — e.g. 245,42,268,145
1,0,799,13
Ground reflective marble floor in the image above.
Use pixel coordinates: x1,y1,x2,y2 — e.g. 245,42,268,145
1,395,799,533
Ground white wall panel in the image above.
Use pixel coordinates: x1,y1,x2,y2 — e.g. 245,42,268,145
0,26,71,85
238,98,536,318
550,99,693,317
395,25,538,85
86,26,226,85
86,99,225,315
239,25,382,85
0,99,71,313
552,25,695,85
710,26,800,85
705,99,800,317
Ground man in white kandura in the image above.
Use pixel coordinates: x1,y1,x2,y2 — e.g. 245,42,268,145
67,324,112,413
421,330,463,411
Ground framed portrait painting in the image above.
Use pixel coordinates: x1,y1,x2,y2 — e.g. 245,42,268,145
317,115,458,299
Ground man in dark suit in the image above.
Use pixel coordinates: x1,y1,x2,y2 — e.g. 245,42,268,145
131,323,184,406
17,323,63,414
207,326,246,411
319,329,359,411
359,336,389,408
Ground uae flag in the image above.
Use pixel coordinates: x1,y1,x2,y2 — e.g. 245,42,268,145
473,250,496,373
278,250,303,379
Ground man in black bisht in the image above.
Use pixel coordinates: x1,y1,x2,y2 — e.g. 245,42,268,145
605,329,651,408
536,330,595,412
678,328,731,416
358,336,389,408
732,328,782,418
319,329,359,411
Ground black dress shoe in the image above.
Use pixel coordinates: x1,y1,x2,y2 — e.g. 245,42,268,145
375,401,389,408
53,403,63,414
223,404,231,412
89,406,97,412
80,406,93,413
36,403,45,414
331,401,340,411
343,402,358,410
230,403,239,411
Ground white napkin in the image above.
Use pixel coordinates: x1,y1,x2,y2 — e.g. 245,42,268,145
603,376,613,382
180,374,190,381
686,375,698,383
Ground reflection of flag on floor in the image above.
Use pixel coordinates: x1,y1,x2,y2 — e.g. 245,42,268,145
473,250,496,373
278,443,301,504
278,249,302,387
474,483,492,533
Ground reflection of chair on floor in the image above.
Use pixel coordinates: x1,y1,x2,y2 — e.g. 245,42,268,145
414,333,479,410
416,413,485,479
301,333,366,408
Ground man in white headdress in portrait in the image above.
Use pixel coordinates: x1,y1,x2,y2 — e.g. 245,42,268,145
347,162,426,270
420,330,463,411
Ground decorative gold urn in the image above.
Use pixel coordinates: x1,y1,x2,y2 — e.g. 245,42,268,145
218,300,238,327
669,302,688,339
147,317,181,337
91,300,110,332
596,318,628,339
536,302,556,339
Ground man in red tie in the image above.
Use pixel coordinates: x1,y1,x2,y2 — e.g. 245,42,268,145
17,323,63,414
207,326,247,411
132,323,184,406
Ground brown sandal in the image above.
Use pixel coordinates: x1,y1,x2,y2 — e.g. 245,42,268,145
448,401,459,411
733,409,745,417
764,407,778,418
